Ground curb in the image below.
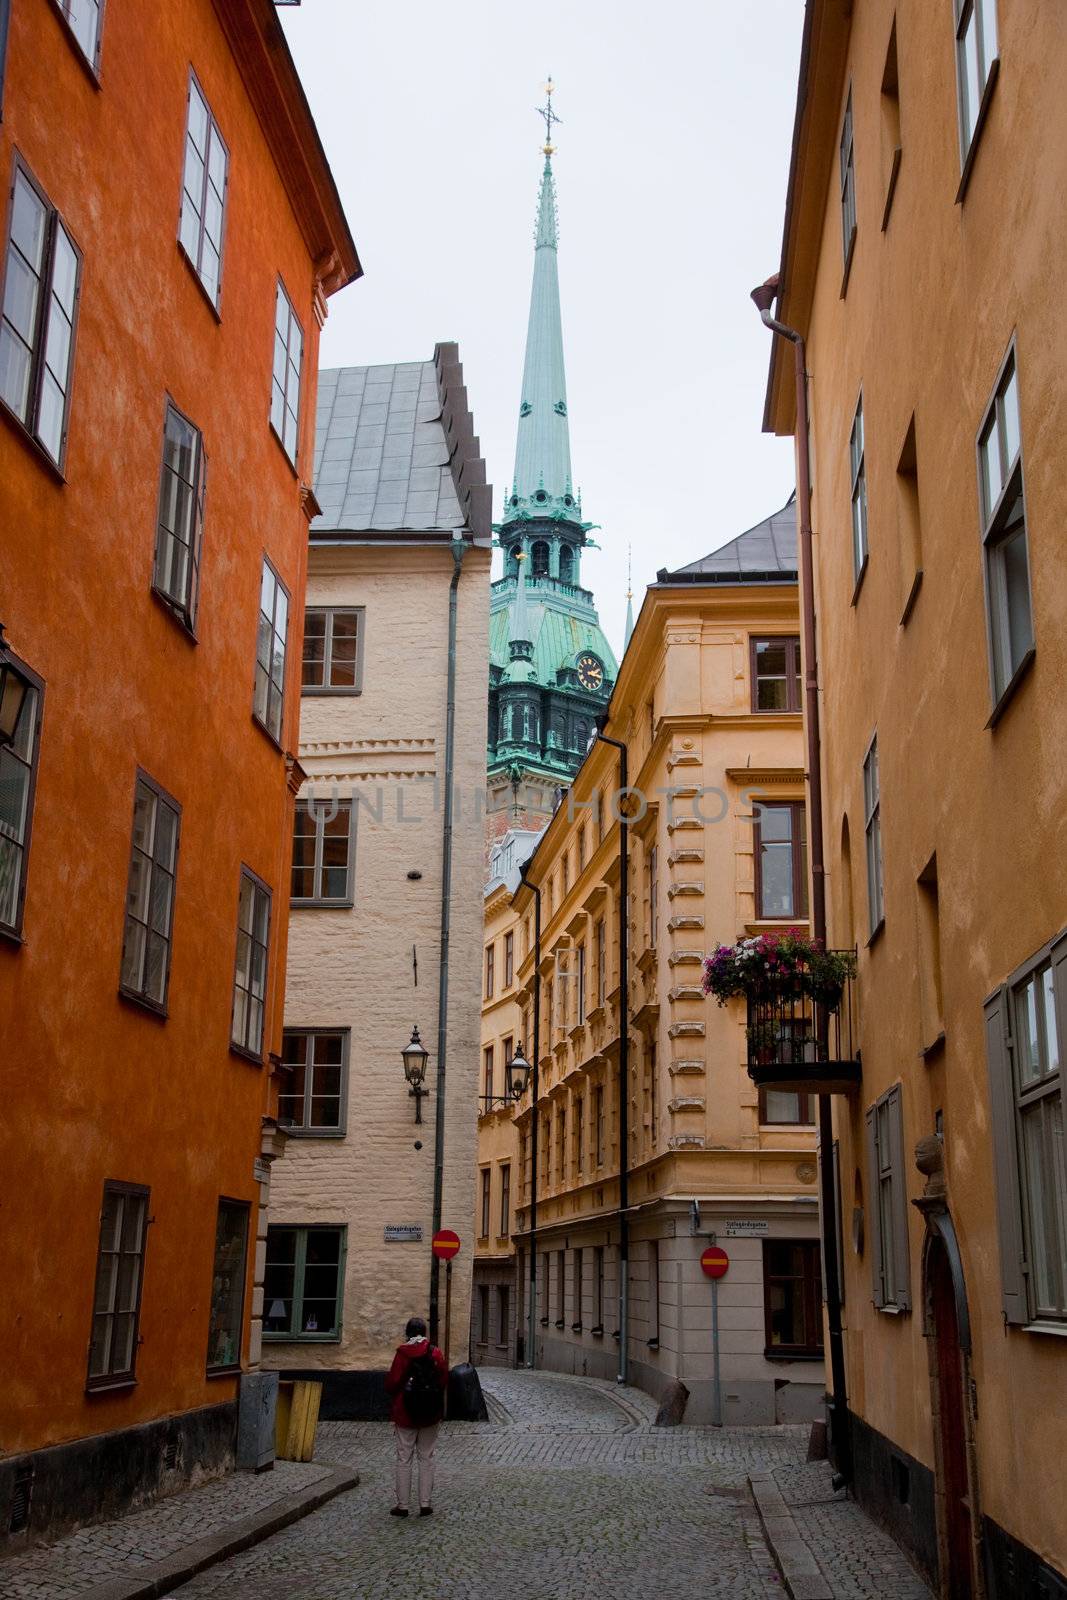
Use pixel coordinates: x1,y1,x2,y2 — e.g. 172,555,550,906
749,1472,832,1600
81,1465,360,1600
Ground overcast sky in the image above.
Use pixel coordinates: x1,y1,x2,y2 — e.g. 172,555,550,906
281,1,804,658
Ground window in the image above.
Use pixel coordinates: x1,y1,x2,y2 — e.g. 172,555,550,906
649,1041,659,1146
573,1247,583,1330
291,796,355,906
484,942,495,1000
253,560,289,744
270,280,303,465
594,1084,605,1166
763,1241,824,1356
477,1284,490,1344
540,1115,550,1187
0,657,42,938
499,1163,511,1237
648,1241,660,1343
231,868,271,1059
648,845,659,946
52,0,102,68
850,395,868,583
153,401,206,631
206,1199,249,1374
502,1036,513,1086
556,1250,565,1327
985,939,1067,1326
755,802,808,921
574,1095,584,1175
556,1106,567,1185
519,1128,529,1204
752,637,802,712
302,608,364,694
978,345,1032,708
578,824,586,872
480,1168,491,1239
595,918,606,1006
119,774,180,1012
865,1084,911,1311
896,417,923,623
916,856,945,1051
178,74,228,309
863,739,884,934
497,1285,509,1346
278,1029,348,1134
879,19,902,229
0,161,81,468
760,1088,817,1126
545,978,553,1038
263,1225,345,1340
955,0,998,161
504,931,514,987
87,1182,149,1389
0,0,10,114
483,1044,494,1105
594,1245,604,1329
839,88,857,275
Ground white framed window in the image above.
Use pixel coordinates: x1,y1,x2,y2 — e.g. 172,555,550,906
0,657,43,939
863,736,884,934
850,394,868,584
270,279,303,465
955,0,998,162
253,559,289,743
865,1084,911,1311
119,773,180,1013
178,73,228,309
839,88,857,273
978,343,1032,710
231,867,271,1059
52,0,103,70
153,401,206,631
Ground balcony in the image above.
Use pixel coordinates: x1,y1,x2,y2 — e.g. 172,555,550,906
745,959,860,1096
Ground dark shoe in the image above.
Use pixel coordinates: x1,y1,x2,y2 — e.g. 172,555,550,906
390,1507,409,1518
419,1506,433,1516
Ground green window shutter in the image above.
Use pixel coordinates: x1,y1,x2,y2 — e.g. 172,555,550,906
887,1085,912,1312
984,985,1028,1325
865,1105,886,1308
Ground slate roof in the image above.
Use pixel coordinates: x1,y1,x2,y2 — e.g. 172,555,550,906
311,361,464,534
657,494,799,584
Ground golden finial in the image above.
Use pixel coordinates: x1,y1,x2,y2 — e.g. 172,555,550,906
537,76,561,157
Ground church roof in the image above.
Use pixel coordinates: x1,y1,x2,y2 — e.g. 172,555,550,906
657,495,799,584
489,592,618,683
311,360,464,534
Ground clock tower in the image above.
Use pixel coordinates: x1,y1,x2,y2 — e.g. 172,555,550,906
487,83,618,827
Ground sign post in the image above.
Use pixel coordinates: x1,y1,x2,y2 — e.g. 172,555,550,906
432,1230,461,1371
700,1244,730,1428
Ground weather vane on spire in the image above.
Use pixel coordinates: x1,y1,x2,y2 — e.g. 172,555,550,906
537,77,561,157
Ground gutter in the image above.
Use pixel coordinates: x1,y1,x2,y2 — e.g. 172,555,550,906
518,860,542,1369
428,530,467,1348
750,277,853,1491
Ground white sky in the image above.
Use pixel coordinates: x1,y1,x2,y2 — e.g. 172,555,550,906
281,0,803,658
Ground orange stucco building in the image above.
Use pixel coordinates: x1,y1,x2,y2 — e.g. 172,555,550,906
762,2,1067,1595
0,0,358,1541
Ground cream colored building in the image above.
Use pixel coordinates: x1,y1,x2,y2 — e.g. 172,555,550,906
264,347,491,1405
477,502,827,1423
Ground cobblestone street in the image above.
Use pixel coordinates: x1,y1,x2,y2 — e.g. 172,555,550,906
168,1370,931,1600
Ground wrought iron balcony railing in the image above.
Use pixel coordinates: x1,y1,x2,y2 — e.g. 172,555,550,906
745,959,861,1095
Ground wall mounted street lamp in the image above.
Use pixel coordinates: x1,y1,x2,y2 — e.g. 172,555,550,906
401,1025,430,1123
0,625,30,748
504,1042,532,1102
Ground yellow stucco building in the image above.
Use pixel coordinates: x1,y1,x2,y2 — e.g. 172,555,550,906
475,502,830,1423
761,2,1067,1594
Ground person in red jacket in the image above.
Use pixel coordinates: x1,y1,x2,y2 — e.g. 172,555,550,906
383,1316,448,1516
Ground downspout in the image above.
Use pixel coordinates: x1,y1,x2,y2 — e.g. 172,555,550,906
428,530,467,1349
751,276,852,1489
519,861,542,1369
595,721,630,1385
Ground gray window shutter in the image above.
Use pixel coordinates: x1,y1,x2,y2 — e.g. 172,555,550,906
865,1105,886,1308
887,1085,912,1311
984,985,1028,1325
1051,930,1067,1073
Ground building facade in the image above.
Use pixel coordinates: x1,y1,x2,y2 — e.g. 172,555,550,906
763,2,1067,1593
487,97,616,832
477,505,827,1423
264,348,492,1409
0,0,358,1542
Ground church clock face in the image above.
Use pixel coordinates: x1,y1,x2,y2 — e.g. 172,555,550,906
576,652,604,692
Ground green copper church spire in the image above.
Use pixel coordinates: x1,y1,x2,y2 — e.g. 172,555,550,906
508,79,577,520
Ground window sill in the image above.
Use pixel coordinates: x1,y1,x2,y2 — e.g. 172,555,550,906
759,1122,817,1131
875,1302,909,1316
151,586,198,644
0,393,68,483
279,1126,347,1140
866,918,885,951
0,922,26,948
178,243,223,323
590,1325,604,1338
86,1376,138,1396
290,900,354,912
646,1337,660,1351
899,569,923,627
880,148,902,232
840,229,856,299
763,1348,823,1363
850,556,869,608
920,1031,946,1062
230,1041,265,1068
252,713,285,755
269,422,300,480
986,646,1036,730
554,1320,565,1330
571,1323,583,1334
956,59,1000,205
206,1364,242,1380
262,1333,342,1344
539,1318,549,1327
1023,1321,1067,1339
118,986,169,1022
301,686,364,698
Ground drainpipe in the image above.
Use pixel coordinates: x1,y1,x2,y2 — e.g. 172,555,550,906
751,276,852,1489
595,720,630,1385
519,861,542,1369
428,531,467,1349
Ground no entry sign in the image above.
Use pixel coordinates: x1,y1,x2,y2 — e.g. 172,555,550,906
701,1245,729,1279
432,1229,461,1261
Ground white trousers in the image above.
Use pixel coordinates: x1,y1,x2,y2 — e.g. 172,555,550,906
393,1423,439,1510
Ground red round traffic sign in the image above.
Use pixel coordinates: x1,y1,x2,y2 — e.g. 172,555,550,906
701,1245,729,1279
432,1229,461,1261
